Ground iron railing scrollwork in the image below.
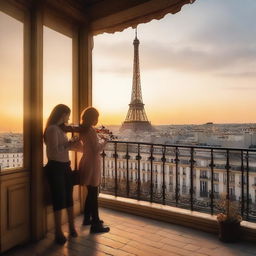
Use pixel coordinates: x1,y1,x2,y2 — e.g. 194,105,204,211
100,141,256,222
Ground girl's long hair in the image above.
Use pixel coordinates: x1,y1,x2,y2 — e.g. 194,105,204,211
44,104,71,141
80,107,99,131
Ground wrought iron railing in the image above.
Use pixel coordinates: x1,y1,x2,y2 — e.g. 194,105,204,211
100,141,256,222
200,175,209,179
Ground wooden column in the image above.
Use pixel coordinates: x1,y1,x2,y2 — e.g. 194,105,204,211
29,2,45,240
73,25,93,211
78,26,93,112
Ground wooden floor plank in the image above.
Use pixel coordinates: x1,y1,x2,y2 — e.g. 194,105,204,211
2,207,256,256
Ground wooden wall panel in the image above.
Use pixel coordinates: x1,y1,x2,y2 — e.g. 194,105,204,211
1,172,30,252
7,184,28,230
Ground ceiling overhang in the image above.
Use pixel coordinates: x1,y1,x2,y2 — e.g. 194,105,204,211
2,0,196,35
44,0,196,35
88,0,196,35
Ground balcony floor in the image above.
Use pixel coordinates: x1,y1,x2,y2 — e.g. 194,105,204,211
3,207,256,256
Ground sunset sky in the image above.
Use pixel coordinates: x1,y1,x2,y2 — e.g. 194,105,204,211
93,0,256,125
1,0,256,132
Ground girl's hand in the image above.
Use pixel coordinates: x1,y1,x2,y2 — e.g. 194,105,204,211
70,136,79,143
68,136,80,148
69,137,82,151
98,134,108,141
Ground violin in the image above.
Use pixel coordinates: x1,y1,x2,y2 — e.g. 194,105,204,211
59,123,83,133
60,124,117,140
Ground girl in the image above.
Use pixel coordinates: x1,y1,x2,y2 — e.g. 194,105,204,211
44,104,79,244
79,107,110,233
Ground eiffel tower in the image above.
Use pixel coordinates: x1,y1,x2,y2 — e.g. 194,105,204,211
120,28,152,132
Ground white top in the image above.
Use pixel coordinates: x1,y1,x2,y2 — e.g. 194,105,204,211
44,125,71,163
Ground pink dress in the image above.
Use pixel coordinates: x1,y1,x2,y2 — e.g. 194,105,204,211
79,127,106,186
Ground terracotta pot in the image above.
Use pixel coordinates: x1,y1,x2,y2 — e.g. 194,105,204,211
218,220,241,243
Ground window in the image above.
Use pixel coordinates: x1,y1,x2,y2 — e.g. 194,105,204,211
200,170,207,178
230,173,235,183
239,175,247,184
229,187,235,198
0,12,24,170
43,26,72,164
213,172,219,181
213,184,219,193
200,181,208,192
224,173,235,183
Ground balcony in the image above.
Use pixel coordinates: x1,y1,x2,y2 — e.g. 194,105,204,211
238,181,248,187
101,141,256,224
224,179,236,185
200,191,209,198
200,175,209,180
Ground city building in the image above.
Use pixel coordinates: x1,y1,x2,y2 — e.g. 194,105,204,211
0,152,23,170
0,133,23,171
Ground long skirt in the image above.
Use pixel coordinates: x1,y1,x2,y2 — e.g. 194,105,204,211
45,160,73,211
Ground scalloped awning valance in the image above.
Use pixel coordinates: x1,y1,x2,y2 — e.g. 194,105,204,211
90,0,196,35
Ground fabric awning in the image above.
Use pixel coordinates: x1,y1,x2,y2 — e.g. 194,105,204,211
90,0,196,35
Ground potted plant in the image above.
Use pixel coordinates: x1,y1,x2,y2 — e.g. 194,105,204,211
216,194,242,242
